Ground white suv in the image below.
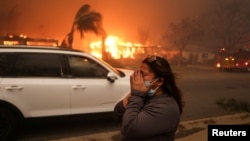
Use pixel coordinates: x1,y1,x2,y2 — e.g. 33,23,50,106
0,45,132,140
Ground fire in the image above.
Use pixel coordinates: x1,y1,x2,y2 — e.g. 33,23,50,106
89,35,143,59
90,40,102,58
105,36,120,59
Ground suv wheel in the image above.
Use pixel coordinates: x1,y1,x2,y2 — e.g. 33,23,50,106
0,108,18,141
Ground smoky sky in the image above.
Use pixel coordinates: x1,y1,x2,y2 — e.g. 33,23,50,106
0,0,211,44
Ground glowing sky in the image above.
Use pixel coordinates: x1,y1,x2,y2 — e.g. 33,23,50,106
0,0,212,44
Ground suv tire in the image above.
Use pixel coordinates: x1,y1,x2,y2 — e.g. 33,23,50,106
0,108,18,141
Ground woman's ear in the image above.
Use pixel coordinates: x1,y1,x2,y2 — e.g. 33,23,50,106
158,78,164,82
157,78,164,86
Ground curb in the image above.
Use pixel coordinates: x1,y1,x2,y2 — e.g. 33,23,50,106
185,65,216,71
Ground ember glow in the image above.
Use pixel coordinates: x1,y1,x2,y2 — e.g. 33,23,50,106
90,35,144,59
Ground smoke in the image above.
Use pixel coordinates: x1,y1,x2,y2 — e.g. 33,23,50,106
0,0,210,44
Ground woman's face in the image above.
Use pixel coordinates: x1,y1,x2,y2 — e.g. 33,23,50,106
140,63,156,81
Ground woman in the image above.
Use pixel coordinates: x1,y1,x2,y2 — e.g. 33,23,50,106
113,55,184,141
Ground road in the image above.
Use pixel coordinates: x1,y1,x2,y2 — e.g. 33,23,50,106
176,69,250,121
16,69,250,141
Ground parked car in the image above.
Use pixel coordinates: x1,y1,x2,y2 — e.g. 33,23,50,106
0,45,132,140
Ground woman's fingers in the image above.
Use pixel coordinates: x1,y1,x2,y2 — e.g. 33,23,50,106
134,69,142,81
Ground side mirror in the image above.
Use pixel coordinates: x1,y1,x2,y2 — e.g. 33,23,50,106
107,72,117,83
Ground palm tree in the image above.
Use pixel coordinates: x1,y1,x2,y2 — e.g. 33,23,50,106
60,4,107,58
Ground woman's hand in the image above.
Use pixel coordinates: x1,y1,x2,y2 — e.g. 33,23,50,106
122,92,131,107
130,69,149,94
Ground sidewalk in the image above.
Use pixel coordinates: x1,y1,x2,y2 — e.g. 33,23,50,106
49,112,250,141
175,112,250,141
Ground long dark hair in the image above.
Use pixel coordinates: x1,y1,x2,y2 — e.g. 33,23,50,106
142,55,184,114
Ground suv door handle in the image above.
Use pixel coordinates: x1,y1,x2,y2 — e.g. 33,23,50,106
5,86,23,90
72,85,86,89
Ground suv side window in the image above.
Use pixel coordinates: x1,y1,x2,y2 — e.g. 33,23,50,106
68,55,108,78
0,53,15,77
14,53,62,77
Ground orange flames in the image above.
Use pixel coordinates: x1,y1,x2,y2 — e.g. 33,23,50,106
90,35,144,59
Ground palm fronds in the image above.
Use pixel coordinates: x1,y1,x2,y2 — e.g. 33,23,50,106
60,4,106,49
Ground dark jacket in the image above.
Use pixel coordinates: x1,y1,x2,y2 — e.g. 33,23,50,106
113,91,180,141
